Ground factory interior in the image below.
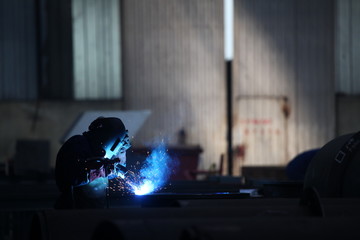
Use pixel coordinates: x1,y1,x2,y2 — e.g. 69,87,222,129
2,0,360,239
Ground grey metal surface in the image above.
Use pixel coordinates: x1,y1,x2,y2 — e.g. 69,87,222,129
61,110,151,142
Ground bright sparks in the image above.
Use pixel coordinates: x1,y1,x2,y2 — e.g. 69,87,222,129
131,142,177,195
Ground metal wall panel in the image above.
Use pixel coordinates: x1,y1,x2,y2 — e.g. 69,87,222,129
122,0,225,170
336,0,360,94
233,0,335,171
72,0,121,99
0,0,38,100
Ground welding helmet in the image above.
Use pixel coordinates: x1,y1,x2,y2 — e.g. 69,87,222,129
304,132,360,198
85,117,131,159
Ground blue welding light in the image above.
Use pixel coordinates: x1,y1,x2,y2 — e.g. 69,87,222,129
132,180,155,195
131,142,177,195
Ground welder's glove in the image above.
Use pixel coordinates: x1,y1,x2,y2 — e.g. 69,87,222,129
89,166,106,182
82,158,107,184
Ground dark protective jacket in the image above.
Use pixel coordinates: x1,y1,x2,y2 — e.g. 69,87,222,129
55,134,106,209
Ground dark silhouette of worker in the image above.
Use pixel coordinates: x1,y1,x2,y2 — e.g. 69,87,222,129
55,117,132,209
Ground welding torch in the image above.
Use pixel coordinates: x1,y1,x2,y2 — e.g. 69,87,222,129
83,157,135,181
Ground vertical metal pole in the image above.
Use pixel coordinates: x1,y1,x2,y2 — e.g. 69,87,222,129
105,164,110,208
34,0,43,94
32,0,43,132
226,60,233,176
106,186,110,209
71,185,75,209
224,0,234,176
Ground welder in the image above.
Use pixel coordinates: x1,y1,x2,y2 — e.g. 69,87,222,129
54,117,134,209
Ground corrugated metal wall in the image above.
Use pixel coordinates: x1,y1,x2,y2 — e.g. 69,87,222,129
293,0,335,157
336,0,360,94
72,0,121,99
122,0,226,170
0,0,38,100
233,0,335,172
